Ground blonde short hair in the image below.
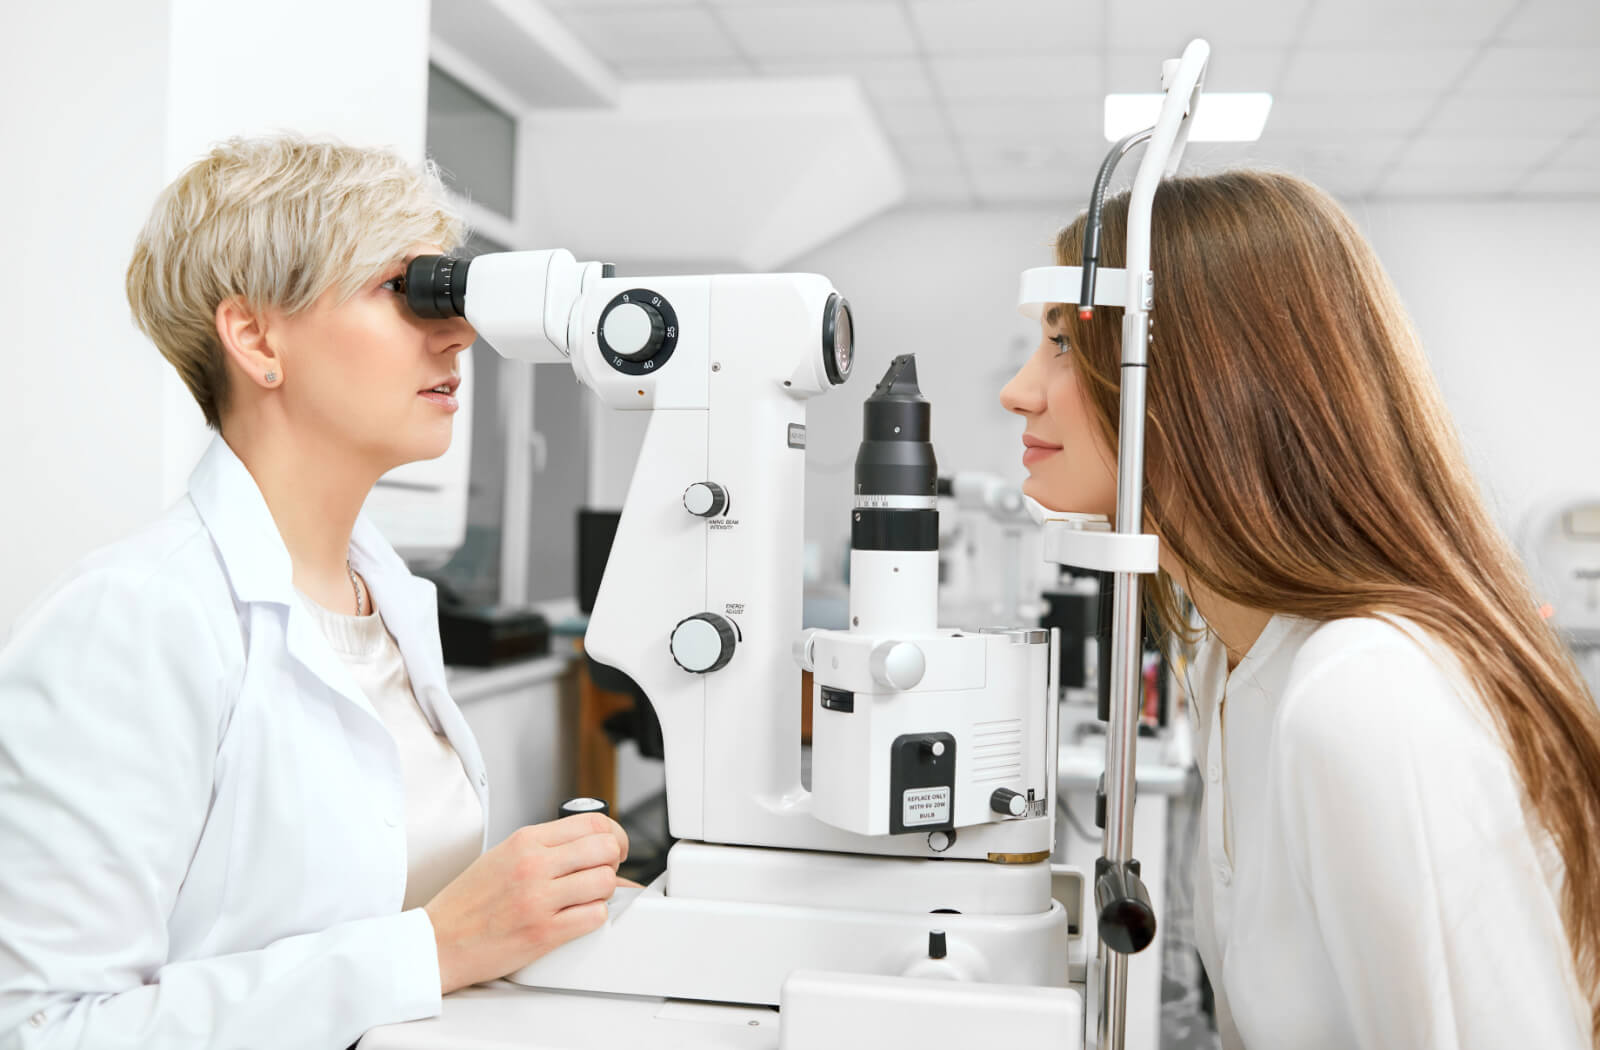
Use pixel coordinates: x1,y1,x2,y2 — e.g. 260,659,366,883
126,134,466,429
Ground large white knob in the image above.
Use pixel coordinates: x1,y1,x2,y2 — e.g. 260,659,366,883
670,613,737,674
869,640,926,691
602,300,665,362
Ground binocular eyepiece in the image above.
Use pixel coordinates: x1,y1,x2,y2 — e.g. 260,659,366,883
404,254,471,320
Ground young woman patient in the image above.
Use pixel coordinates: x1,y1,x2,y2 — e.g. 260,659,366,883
0,135,626,1049
1001,170,1599,1049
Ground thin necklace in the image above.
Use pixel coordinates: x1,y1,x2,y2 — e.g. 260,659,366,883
346,559,366,616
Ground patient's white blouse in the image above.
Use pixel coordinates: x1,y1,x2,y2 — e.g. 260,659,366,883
298,593,485,911
1184,614,1589,1049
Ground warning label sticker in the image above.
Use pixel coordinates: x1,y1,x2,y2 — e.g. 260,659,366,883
902,787,951,827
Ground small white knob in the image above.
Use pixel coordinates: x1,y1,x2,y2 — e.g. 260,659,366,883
869,641,926,691
683,482,728,517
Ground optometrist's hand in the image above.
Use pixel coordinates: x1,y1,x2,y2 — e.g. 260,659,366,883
423,812,629,995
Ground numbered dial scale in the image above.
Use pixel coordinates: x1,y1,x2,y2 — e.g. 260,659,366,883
598,289,679,375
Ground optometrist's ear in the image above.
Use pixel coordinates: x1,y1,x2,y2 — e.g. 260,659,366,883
215,297,283,388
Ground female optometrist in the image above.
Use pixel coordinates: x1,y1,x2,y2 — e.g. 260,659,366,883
0,136,627,1049
1001,170,1600,1049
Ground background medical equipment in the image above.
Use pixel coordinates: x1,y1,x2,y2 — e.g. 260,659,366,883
396,248,1083,1035
1521,496,1600,697
937,471,1048,628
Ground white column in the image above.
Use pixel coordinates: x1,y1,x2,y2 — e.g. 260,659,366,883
2,0,432,636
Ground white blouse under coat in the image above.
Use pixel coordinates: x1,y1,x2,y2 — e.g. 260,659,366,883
1185,614,1590,1049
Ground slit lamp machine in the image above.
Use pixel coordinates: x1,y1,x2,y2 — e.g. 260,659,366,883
393,39,1213,1050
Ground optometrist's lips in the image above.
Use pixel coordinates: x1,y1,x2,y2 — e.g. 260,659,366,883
418,372,462,412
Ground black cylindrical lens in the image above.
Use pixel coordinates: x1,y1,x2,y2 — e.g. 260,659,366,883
852,354,938,553
856,354,936,499
405,254,471,319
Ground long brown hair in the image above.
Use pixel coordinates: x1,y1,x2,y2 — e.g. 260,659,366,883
1056,170,1600,1038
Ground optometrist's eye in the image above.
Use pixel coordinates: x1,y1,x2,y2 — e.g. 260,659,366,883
381,274,408,294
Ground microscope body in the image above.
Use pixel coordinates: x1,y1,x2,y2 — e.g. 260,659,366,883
431,252,1078,1022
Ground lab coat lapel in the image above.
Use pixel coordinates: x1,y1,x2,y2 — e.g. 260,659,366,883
187,437,384,726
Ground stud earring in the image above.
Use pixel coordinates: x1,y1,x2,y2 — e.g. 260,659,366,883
264,371,278,384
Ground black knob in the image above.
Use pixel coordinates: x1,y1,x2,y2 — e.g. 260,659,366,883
1094,857,1158,955
600,299,665,362
990,787,1029,818
670,612,737,674
927,930,947,960
559,797,610,819
683,482,728,518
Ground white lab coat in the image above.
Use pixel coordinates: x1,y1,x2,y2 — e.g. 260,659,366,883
0,437,490,1049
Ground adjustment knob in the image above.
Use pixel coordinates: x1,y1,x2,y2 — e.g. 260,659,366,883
683,482,728,517
559,797,610,819
990,787,1029,818
670,613,737,674
601,300,666,362
869,641,926,691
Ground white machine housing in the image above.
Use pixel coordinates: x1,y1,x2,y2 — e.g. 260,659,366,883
453,251,1074,1010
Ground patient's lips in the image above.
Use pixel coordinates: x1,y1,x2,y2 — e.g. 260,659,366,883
1022,433,1061,467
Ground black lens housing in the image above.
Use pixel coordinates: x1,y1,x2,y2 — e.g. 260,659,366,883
405,254,471,319
822,293,853,385
855,354,936,500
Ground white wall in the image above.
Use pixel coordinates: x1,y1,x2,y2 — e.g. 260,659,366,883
3,1,172,636
783,199,1600,585
3,0,431,636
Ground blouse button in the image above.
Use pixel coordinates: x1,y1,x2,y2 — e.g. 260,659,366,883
1216,865,1233,887
29,1011,45,1027
478,773,488,787
1206,762,1220,784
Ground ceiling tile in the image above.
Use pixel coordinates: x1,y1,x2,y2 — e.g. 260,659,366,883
970,165,1102,205
1517,166,1600,195
873,101,952,138
907,1,1099,55
1393,133,1566,168
1454,47,1600,97
543,0,700,7
960,137,1110,173
1547,132,1600,166
717,3,915,59
1500,0,1600,45
1105,0,1308,51
1298,0,1517,46
890,135,966,170
1376,164,1530,196
931,54,1104,102
560,8,738,64
759,58,935,103
621,60,758,78
1248,133,1410,170
1108,47,1283,94
902,170,975,205
1425,94,1600,133
1265,94,1436,134
945,99,1100,139
1279,47,1479,97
